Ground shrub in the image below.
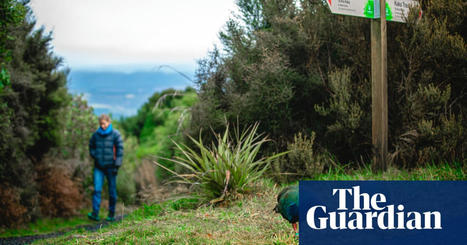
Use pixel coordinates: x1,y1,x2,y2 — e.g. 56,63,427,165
120,88,197,182
116,167,137,205
0,4,73,226
36,163,83,217
191,0,466,168
314,68,370,162
51,95,97,161
157,123,286,200
0,185,28,227
272,132,330,182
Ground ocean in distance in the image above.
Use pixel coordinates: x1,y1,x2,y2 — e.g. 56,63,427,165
68,70,194,118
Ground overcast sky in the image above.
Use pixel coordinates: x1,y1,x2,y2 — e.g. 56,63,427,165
29,0,237,72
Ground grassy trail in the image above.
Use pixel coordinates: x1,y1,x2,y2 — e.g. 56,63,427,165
0,215,126,244
7,163,465,244
34,180,297,244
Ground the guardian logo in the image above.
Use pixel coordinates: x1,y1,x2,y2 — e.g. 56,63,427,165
300,181,467,245
306,186,442,230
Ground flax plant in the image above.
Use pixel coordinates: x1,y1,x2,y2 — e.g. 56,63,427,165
156,123,287,200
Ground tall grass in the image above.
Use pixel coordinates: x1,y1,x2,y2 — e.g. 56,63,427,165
155,123,287,200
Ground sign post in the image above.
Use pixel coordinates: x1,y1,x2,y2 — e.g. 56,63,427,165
371,0,388,171
324,0,419,171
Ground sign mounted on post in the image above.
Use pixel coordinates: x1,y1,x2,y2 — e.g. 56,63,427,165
325,0,380,19
325,0,420,22
386,0,420,23
324,0,422,171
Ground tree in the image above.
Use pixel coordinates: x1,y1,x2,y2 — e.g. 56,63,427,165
0,1,71,225
0,0,26,91
191,0,466,168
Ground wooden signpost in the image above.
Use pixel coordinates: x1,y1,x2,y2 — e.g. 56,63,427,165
324,0,420,171
371,1,388,172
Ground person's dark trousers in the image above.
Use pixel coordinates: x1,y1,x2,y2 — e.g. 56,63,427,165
92,167,117,218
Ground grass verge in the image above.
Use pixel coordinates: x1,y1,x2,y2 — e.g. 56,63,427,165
34,179,297,244
0,209,93,238
24,163,467,244
0,204,137,239
316,162,466,180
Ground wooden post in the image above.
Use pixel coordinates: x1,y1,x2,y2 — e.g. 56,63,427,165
371,0,388,172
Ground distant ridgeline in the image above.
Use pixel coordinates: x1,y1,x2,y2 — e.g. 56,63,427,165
68,70,194,118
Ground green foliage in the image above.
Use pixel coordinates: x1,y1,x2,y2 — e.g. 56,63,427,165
128,197,199,220
0,209,94,238
159,123,287,200
115,87,198,206
116,167,137,204
316,162,466,181
191,0,466,168
273,132,329,182
36,165,466,244
0,0,26,91
51,95,97,160
169,197,200,211
120,87,198,181
315,68,370,159
0,3,74,226
387,1,467,167
0,22,70,172
37,180,299,245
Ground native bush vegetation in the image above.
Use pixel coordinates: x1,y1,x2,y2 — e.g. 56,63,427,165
0,1,101,226
0,0,25,91
1,0,466,230
0,93,98,226
119,87,198,202
190,0,466,176
0,2,73,226
47,95,98,204
155,122,286,200
272,132,332,182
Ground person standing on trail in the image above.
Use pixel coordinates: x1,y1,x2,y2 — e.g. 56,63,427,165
88,114,123,222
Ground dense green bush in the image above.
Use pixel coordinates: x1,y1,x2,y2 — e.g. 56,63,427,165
115,167,137,204
0,2,72,226
51,95,97,160
47,95,99,205
0,0,25,91
272,132,330,182
118,87,198,205
120,87,198,181
191,0,466,169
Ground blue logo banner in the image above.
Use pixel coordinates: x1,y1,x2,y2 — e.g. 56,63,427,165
299,181,467,245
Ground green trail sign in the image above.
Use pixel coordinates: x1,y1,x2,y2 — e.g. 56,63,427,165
326,0,419,22
325,0,421,171
386,0,420,22
326,0,419,171
325,0,379,19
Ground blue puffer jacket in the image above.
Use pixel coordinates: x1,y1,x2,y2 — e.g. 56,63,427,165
89,124,124,169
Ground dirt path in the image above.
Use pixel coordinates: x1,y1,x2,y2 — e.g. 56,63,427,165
0,215,126,245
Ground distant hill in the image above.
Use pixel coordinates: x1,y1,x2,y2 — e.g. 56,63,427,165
67,70,194,118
